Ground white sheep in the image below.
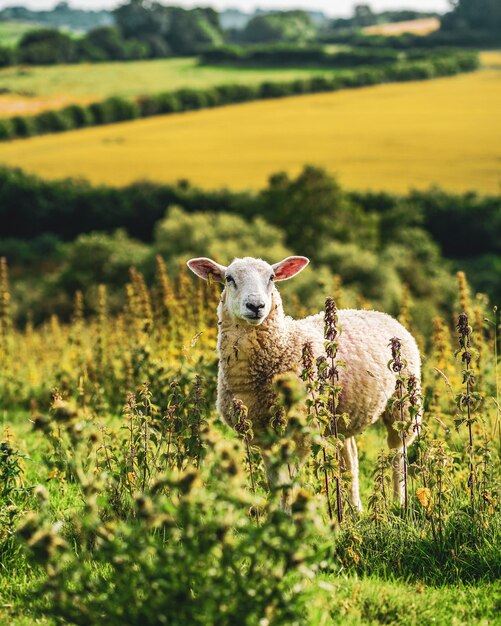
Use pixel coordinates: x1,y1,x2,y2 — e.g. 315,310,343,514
187,255,422,509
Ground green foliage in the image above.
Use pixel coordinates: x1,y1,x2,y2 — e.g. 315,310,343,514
0,45,15,66
60,103,95,128
89,96,139,124
55,229,151,294
442,0,501,33
114,3,223,57
21,427,325,626
33,109,71,134
239,11,316,45
201,44,400,68
0,164,498,322
17,28,78,65
0,118,14,141
155,205,291,265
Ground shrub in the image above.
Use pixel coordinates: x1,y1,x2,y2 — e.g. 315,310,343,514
175,88,213,111
60,104,95,128
10,116,37,138
17,29,78,65
155,92,182,114
258,81,293,98
213,83,259,104
89,97,139,125
0,119,14,141
33,109,72,134
0,46,15,67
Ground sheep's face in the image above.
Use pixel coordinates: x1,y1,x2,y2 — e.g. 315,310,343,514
187,256,309,326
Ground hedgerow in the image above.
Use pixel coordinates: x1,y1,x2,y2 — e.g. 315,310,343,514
0,50,479,142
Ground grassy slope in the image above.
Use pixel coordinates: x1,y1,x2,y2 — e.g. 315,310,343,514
1,412,499,626
0,21,35,47
0,57,335,115
0,52,499,194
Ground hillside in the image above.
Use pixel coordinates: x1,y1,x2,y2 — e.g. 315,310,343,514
0,53,498,194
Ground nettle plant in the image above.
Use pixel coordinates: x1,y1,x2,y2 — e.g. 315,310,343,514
19,397,329,626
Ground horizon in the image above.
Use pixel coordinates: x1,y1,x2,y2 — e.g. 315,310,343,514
0,0,451,18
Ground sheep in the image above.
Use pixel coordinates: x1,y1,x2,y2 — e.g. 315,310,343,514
187,255,422,509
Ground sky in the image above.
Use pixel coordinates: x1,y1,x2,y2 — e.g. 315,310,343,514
0,0,451,17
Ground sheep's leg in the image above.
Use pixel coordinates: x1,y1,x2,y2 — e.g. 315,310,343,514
261,449,294,512
383,375,423,505
382,403,406,505
340,436,362,511
260,425,311,513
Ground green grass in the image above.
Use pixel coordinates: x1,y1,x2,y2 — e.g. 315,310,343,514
313,575,501,625
1,410,498,626
0,22,36,48
0,57,336,100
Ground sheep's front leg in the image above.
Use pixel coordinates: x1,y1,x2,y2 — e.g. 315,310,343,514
341,436,362,511
261,449,295,512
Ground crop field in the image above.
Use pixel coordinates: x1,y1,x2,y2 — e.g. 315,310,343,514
363,18,441,36
0,58,335,116
0,52,499,194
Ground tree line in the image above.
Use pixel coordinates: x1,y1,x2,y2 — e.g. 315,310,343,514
1,165,499,318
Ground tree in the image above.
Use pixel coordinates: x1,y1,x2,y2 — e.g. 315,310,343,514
442,0,501,31
114,1,223,56
258,166,378,259
17,29,77,64
240,11,316,44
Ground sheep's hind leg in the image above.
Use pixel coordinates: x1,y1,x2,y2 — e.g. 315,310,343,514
341,436,362,511
382,403,406,505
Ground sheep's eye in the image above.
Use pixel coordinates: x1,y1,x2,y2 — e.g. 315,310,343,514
269,275,275,283
226,275,236,287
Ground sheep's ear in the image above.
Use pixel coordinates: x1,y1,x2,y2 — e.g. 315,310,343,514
272,256,310,281
186,257,226,283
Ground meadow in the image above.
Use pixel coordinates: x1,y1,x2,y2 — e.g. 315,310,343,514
0,57,335,116
0,21,35,48
0,51,499,194
0,257,499,625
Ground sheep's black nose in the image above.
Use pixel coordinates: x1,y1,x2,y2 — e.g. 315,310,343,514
246,302,265,314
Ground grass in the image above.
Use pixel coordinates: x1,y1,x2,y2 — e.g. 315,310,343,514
0,253,499,624
0,57,337,116
0,52,499,194
0,21,35,48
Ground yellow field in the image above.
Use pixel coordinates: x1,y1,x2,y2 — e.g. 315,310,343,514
363,18,441,36
0,53,500,194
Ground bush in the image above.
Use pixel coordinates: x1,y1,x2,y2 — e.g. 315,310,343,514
33,109,72,134
387,61,436,82
0,46,15,67
0,119,14,140
10,116,37,138
17,29,78,65
258,81,293,98
175,88,213,111
89,96,139,125
136,92,182,117
201,44,400,69
213,83,259,104
60,104,95,128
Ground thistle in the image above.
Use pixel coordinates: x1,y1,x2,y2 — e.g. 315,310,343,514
455,312,481,514
301,341,333,521
324,296,343,523
388,336,409,511
232,399,259,522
